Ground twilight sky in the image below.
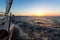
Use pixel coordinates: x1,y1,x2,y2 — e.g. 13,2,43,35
0,0,60,16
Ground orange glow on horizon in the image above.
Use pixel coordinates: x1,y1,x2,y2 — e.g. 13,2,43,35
13,12,60,16
33,13,45,16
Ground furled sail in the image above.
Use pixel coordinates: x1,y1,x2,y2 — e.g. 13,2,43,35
5,0,13,16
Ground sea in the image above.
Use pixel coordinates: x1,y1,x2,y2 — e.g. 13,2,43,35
0,16,60,40
11,16,60,40
14,16,60,29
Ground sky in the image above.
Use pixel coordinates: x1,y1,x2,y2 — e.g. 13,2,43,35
0,0,60,16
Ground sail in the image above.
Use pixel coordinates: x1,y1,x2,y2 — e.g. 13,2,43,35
5,0,13,16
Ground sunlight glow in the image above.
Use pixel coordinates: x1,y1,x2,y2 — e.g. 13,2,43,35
34,13,45,16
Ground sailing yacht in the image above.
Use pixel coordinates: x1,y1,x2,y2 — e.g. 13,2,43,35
0,0,14,40
0,0,32,40
0,0,60,40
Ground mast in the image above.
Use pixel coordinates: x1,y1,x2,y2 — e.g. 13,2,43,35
5,0,13,40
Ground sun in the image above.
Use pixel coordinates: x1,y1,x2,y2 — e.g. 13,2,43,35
34,13,45,16
36,13,44,16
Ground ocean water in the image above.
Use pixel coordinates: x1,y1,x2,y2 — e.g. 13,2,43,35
14,16,60,29
0,16,60,40
11,16,60,40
